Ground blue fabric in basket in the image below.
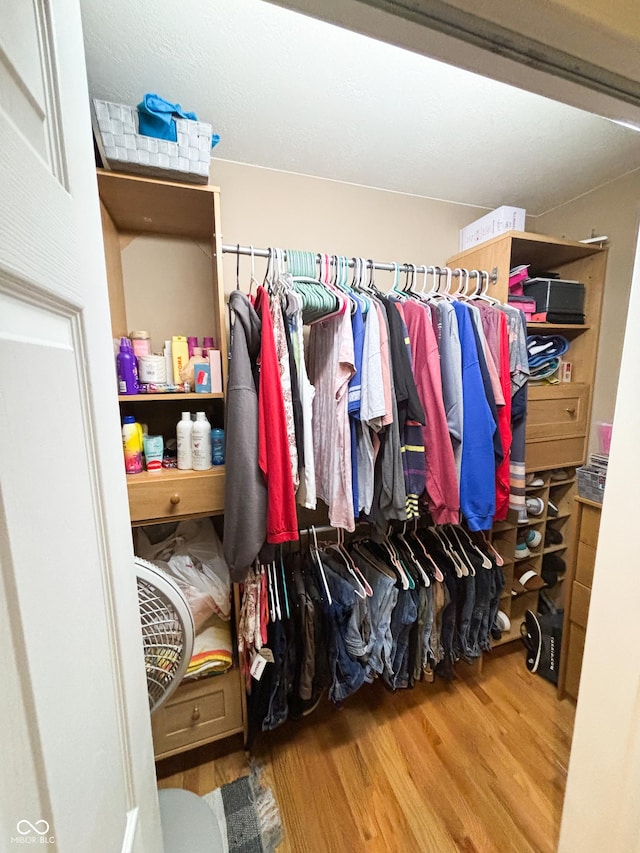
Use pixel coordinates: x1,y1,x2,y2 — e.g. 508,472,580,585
137,93,199,142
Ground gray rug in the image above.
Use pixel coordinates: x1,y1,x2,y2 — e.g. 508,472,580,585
202,766,282,852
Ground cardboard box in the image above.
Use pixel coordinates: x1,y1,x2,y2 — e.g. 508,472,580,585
460,206,526,251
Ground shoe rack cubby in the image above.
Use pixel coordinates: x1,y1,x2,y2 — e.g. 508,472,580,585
489,467,577,647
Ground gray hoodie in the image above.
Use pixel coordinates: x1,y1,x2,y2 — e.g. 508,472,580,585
223,291,267,581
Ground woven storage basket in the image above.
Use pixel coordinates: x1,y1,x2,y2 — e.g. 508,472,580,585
93,99,212,184
576,465,606,503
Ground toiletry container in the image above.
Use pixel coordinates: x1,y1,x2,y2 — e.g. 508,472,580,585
117,337,138,395
177,412,193,470
192,412,212,470
211,428,225,466
130,330,151,358
122,415,143,474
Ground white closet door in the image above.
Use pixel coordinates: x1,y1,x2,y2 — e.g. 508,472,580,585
0,2,161,851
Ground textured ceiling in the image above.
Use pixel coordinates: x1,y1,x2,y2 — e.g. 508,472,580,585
80,0,640,215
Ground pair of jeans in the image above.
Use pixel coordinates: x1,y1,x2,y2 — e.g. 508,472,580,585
322,553,374,662
468,561,494,657
485,561,505,651
386,587,418,690
262,616,293,731
355,552,399,682
317,560,366,703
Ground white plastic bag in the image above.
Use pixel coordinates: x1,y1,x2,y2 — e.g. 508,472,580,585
135,519,231,630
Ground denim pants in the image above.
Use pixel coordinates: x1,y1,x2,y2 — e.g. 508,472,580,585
319,561,366,703
355,555,399,682
386,588,418,690
468,563,493,658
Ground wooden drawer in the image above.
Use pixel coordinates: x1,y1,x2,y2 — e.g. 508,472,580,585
564,622,586,701
575,541,597,588
152,668,243,759
580,504,601,548
127,467,225,524
569,581,591,628
526,435,585,471
526,384,589,441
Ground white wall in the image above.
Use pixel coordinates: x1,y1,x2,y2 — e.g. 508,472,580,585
536,169,640,449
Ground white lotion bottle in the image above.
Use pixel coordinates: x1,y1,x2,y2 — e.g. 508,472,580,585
191,411,212,470
177,411,193,469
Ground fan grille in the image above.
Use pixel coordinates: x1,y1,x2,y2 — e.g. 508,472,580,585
137,574,186,711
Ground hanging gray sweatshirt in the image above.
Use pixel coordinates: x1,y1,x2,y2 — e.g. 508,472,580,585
223,291,267,581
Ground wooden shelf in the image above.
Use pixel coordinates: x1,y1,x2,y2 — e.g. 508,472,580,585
119,393,224,401
549,478,577,487
575,496,603,509
544,543,567,555
526,323,591,331
97,169,220,239
127,466,225,484
491,623,524,647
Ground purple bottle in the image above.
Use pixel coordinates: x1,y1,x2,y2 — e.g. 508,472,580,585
117,337,138,394
187,336,199,358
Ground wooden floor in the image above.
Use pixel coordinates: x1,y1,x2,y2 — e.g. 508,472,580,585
157,646,575,852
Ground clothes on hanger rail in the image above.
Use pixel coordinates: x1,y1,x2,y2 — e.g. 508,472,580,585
223,249,529,581
238,522,505,747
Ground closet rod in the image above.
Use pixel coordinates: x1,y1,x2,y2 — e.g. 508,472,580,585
221,244,498,283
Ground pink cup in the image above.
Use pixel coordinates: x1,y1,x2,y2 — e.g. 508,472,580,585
598,422,613,455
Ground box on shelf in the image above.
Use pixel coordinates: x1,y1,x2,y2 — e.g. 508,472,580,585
577,462,607,503
459,206,526,251
93,99,212,184
524,278,585,324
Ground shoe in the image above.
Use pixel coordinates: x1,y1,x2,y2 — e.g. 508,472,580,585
526,529,542,549
538,589,559,616
525,497,545,517
544,527,563,546
550,469,568,481
496,610,511,632
521,610,542,673
547,499,559,517
515,541,531,560
526,473,545,487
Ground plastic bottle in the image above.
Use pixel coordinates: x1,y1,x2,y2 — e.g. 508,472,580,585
211,428,225,466
116,337,138,395
177,412,193,470
192,412,212,470
130,330,151,358
122,415,143,474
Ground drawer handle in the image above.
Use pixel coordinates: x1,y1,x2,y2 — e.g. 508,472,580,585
191,706,200,722
170,493,181,505
565,407,576,416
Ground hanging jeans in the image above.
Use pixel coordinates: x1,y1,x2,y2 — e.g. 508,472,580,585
386,588,419,690
320,562,366,703
356,555,399,683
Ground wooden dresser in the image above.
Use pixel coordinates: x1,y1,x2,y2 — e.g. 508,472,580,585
559,497,601,700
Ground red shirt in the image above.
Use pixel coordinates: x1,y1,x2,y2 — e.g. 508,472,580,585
254,286,299,543
494,312,512,521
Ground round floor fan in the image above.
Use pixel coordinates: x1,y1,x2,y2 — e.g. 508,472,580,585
135,556,195,713
135,557,224,852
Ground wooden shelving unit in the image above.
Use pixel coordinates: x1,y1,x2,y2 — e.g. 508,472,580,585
98,170,246,757
449,231,606,648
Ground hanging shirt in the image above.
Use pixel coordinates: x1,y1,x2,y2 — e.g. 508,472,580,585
286,290,317,510
270,291,299,490
308,308,356,530
452,301,496,531
478,304,512,522
254,286,299,544
358,303,385,516
223,291,267,580
436,300,464,483
402,300,459,525
348,299,365,518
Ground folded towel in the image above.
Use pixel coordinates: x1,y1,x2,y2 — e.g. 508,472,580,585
137,93,198,142
185,613,233,679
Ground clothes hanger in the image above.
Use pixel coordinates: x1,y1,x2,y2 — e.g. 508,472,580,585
447,525,476,576
478,531,505,566
324,530,367,599
279,545,291,618
397,522,430,586
431,525,466,578
455,526,493,569
409,519,445,582
310,526,332,605
385,527,414,589
248,245,259,298
474,270,500,305
338,528,373,596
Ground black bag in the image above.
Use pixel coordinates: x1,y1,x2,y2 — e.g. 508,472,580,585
521,609,563,685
